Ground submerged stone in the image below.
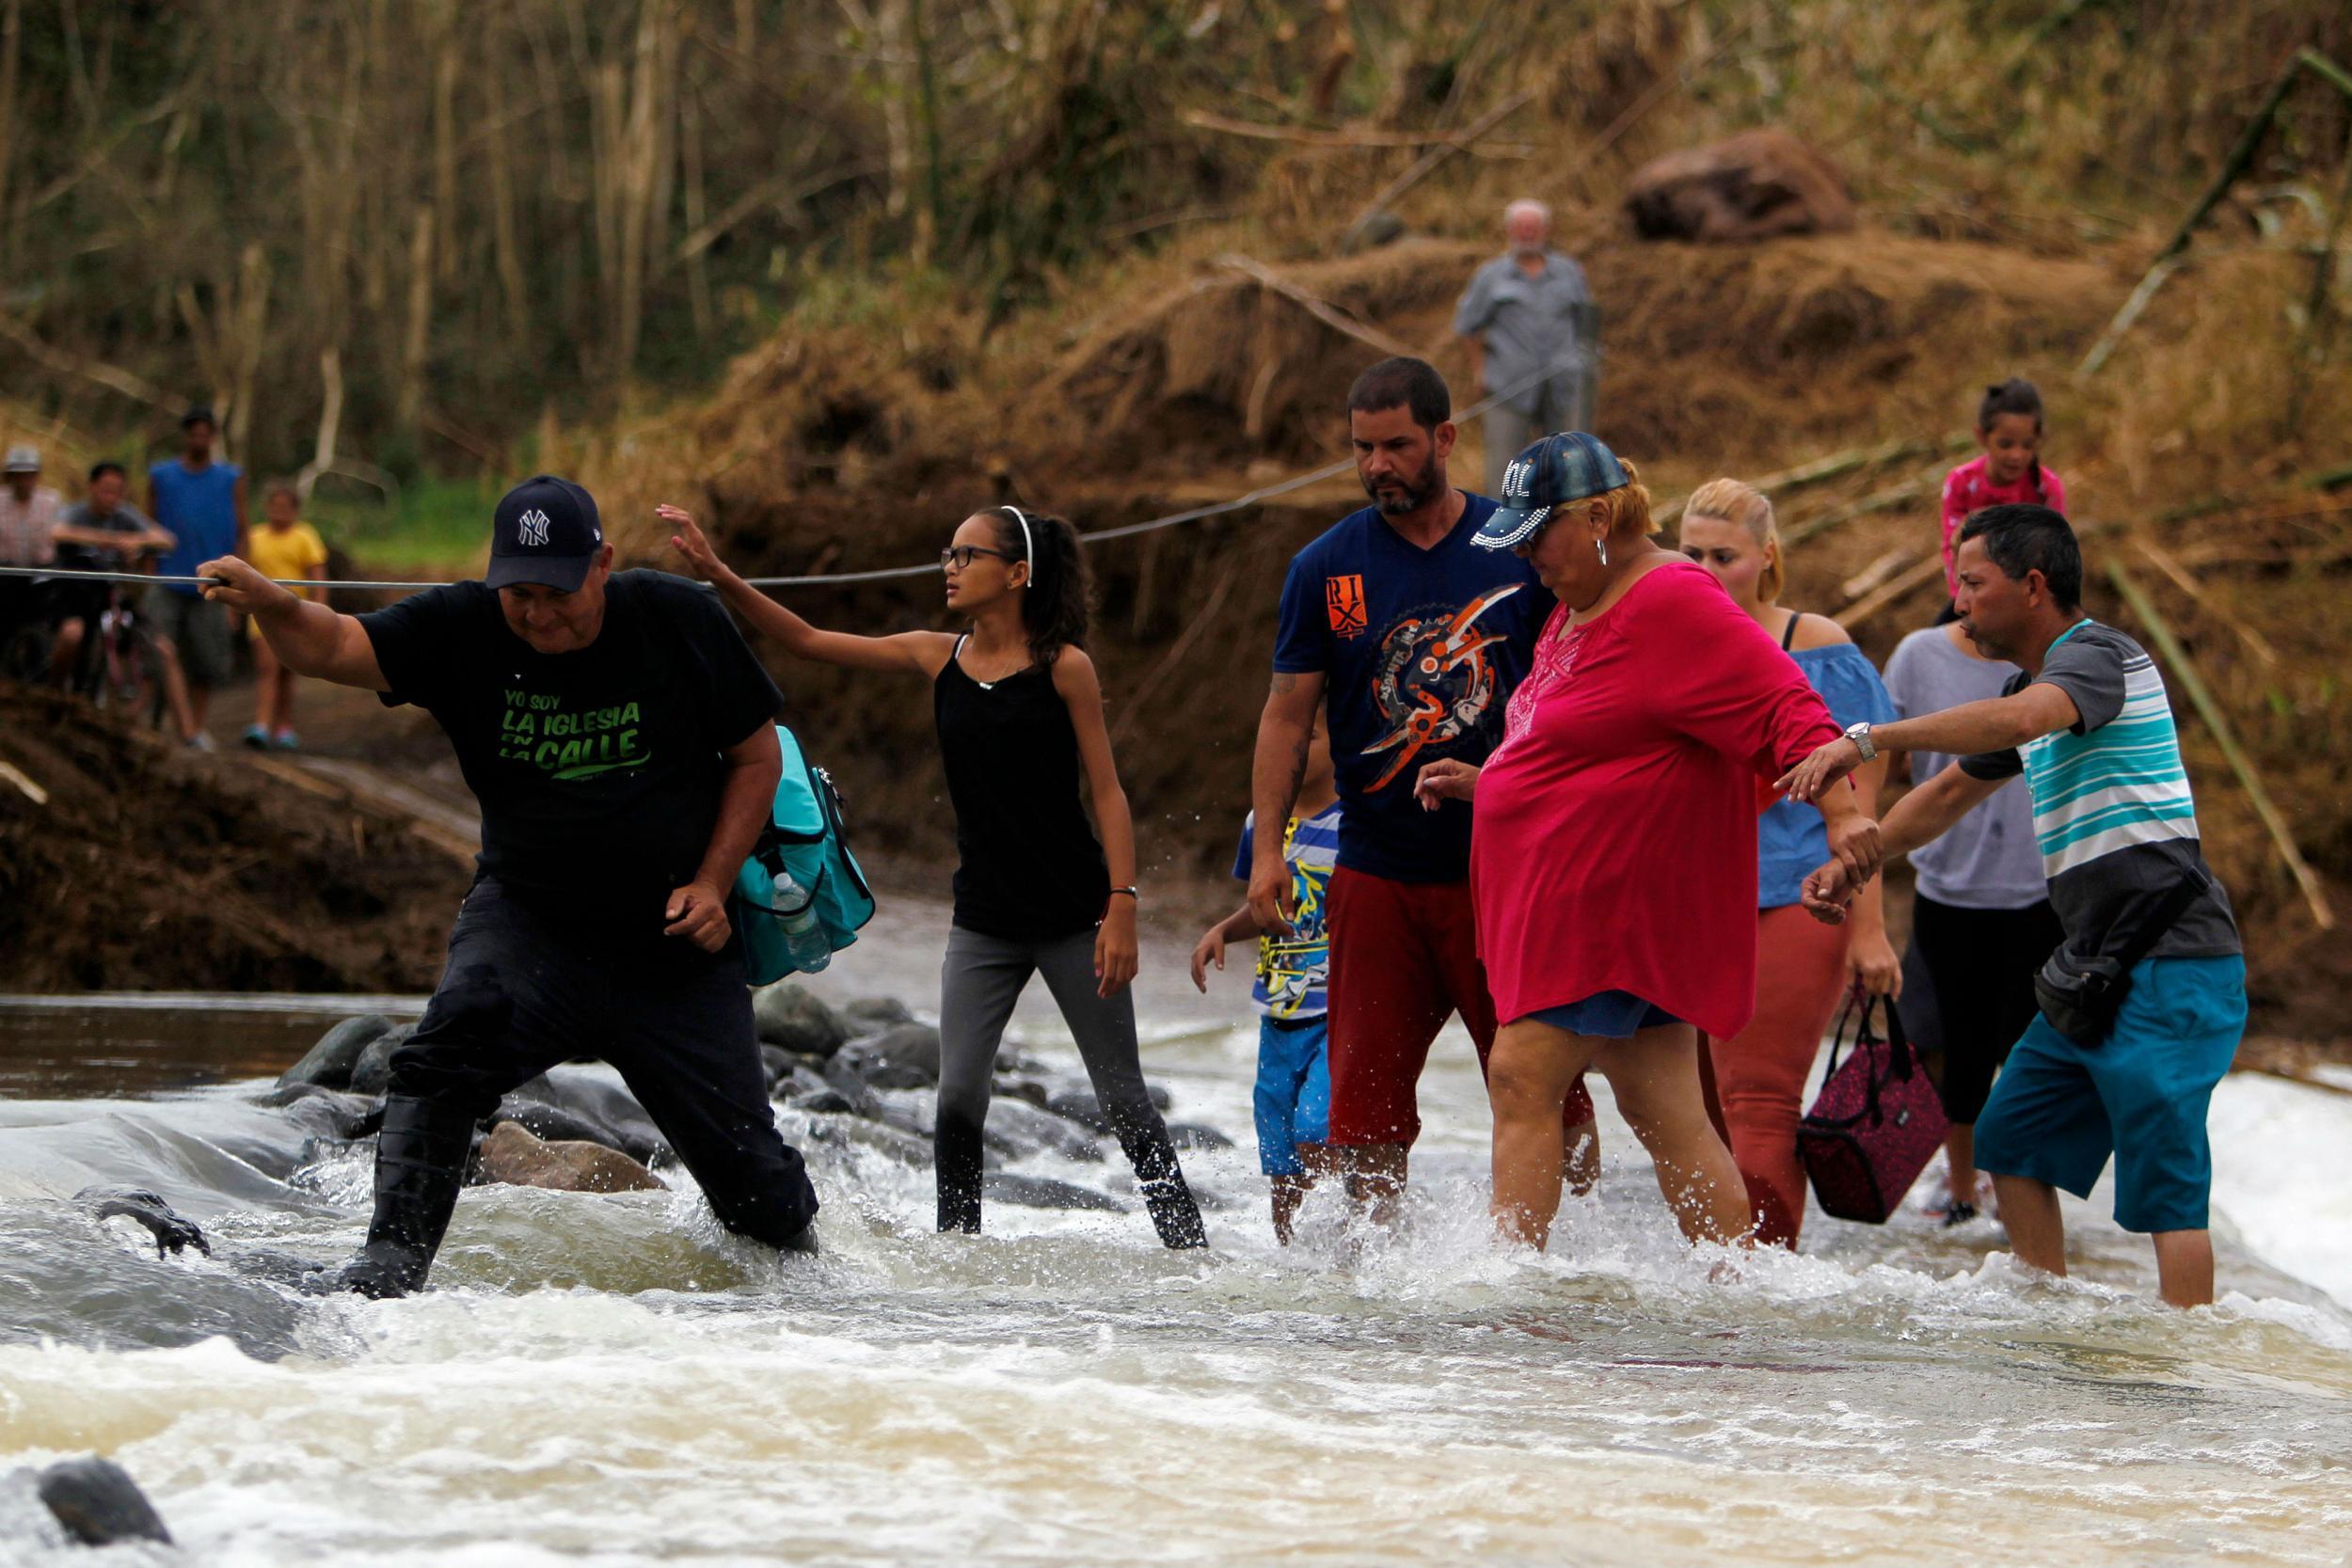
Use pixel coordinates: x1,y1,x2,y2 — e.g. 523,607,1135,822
35,1456,173,1547
278,1012,397,1091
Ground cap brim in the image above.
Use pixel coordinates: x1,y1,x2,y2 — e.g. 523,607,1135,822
485,553,595,592
1472,503,1550,550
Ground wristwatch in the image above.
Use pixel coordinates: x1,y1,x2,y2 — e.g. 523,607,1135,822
1842,721,1878,763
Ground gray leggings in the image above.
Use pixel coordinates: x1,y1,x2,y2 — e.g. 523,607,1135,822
936,924,1204,1246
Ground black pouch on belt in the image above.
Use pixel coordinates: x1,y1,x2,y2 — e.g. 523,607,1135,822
2032,867,2211,1047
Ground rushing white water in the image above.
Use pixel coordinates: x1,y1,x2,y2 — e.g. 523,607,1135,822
4,911,2350,1565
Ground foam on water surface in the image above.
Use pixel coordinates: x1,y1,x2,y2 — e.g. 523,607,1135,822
5,922,2352,1565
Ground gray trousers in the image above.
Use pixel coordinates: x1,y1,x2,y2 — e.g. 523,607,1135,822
936,924,1203,1245
1481,370,1597,495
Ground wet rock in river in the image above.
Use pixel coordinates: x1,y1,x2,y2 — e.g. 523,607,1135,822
985,1100,1107,1163
803,1114,933,1167
278,1012,398,1091
33,1456,174,1547
841,995,914,1031
816,1054,885,1119
262,1082,381,1141
775,1064,834,1105
1044,1085,1174,1133
73,1186,210,1259
983,1172,1125,1213
505,1069,668,1166
491,1097,623,1154
752,982,851,1058
1165,1122,1236,1152
834,1022,943,1089
345,1022,419,1098
477,1122,665,1194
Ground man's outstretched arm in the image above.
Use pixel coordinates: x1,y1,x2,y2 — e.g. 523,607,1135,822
199,555,389,691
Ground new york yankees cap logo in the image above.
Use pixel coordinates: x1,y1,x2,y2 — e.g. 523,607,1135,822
488,475,605,592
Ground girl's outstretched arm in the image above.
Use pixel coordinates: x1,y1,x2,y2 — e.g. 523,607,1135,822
660,504,953,677
1055,647,1140,998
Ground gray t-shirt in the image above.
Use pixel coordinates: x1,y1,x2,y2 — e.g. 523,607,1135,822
1452,250,1594,417
1883,626,2045,909
1958,620,2238,960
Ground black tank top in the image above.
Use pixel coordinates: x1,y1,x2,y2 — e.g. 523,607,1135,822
933,636,1111,940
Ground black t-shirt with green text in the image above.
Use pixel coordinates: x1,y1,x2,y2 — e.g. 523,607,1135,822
360,570,784,929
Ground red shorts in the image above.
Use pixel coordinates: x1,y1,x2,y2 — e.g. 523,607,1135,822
1326,865,1595,1147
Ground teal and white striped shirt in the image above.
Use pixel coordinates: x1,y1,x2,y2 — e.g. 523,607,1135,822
1960,620,2238,958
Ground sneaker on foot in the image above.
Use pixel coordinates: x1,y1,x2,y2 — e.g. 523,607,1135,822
242,725,269,750
1940,1201,1979,1228
271,728,299,751
185,732,216,752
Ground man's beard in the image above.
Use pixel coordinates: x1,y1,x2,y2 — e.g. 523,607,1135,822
1363,461,1440,516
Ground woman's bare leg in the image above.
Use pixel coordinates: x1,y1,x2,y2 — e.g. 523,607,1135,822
1597,1023,1753,1246
1488,1017,1602,1248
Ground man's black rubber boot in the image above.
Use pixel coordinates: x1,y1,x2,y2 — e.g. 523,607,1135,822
1139,1172,1208,1250
306,1095,477,1299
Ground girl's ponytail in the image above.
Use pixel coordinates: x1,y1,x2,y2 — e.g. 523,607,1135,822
990,505,1091,666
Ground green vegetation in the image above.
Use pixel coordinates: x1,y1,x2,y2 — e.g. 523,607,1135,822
305,477,493,574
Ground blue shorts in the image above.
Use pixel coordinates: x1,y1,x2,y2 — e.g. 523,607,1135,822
1975,954,2245,1234
1254,1014,1331,1176
1522,990,1680,1040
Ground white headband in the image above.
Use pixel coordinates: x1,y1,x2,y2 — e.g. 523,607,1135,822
1003,505,1034,588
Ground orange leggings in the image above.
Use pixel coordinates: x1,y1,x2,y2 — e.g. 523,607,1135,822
1699,903,1851,1247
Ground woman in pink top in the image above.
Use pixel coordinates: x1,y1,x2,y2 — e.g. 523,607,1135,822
1940,378,2065,601
1417,434,1882,1250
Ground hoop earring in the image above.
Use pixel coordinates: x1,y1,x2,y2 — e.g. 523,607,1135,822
1597,535,1608,567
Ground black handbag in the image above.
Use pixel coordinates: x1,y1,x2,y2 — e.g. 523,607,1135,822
2031,868,2210,1046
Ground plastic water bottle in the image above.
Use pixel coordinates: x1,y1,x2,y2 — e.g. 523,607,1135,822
771,871,832,974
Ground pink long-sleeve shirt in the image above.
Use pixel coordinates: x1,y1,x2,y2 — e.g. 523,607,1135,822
1470,561,1841,1037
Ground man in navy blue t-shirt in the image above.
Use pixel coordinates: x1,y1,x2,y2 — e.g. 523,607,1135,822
1248,356,1595,1218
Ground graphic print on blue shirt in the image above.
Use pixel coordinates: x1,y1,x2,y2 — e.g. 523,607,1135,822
1232,802,1343,1019
1272,496,1551,884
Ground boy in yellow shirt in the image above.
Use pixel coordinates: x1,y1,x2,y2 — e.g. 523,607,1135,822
243,482,329,749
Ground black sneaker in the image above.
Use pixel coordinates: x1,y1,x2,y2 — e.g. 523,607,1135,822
1940,1201,1978,1228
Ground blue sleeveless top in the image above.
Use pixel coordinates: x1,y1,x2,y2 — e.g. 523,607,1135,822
1757,641,1897,910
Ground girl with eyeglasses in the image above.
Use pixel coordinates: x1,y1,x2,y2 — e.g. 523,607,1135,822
661,502,1207,1248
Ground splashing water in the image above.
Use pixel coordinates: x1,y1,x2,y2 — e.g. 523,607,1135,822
3,918,2349,1565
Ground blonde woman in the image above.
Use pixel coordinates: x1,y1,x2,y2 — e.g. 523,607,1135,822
1678,478,1899,1247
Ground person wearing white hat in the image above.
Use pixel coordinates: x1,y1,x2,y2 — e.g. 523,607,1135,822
0,447,69,654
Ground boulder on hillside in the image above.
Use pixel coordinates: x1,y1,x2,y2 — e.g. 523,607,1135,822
1625,128,1854,243
278,1013,398,1091
752,982,851,1057
476,1122,665,1194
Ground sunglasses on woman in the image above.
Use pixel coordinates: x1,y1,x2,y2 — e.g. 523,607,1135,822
939,545,1017,571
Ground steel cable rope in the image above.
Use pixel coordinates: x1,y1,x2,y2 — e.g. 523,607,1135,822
0,352,1587,598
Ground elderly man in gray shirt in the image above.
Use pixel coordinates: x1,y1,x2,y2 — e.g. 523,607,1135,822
1453,199,1598,495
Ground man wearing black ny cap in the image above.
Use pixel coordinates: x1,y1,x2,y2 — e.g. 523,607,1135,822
200,475,820,1296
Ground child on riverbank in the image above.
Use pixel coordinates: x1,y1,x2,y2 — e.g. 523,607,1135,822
243,481,329,749
1939,378,2067,603
1190,715,1341,1244
662,499,1206,1250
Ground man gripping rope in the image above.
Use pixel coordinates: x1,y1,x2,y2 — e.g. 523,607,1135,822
199,475,818,1296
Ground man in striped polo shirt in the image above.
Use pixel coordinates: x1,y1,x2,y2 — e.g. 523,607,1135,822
1782,504,2243,1307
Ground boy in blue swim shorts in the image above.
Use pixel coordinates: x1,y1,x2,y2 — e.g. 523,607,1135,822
1785,505,2244,1307
1193,718,1342,1243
